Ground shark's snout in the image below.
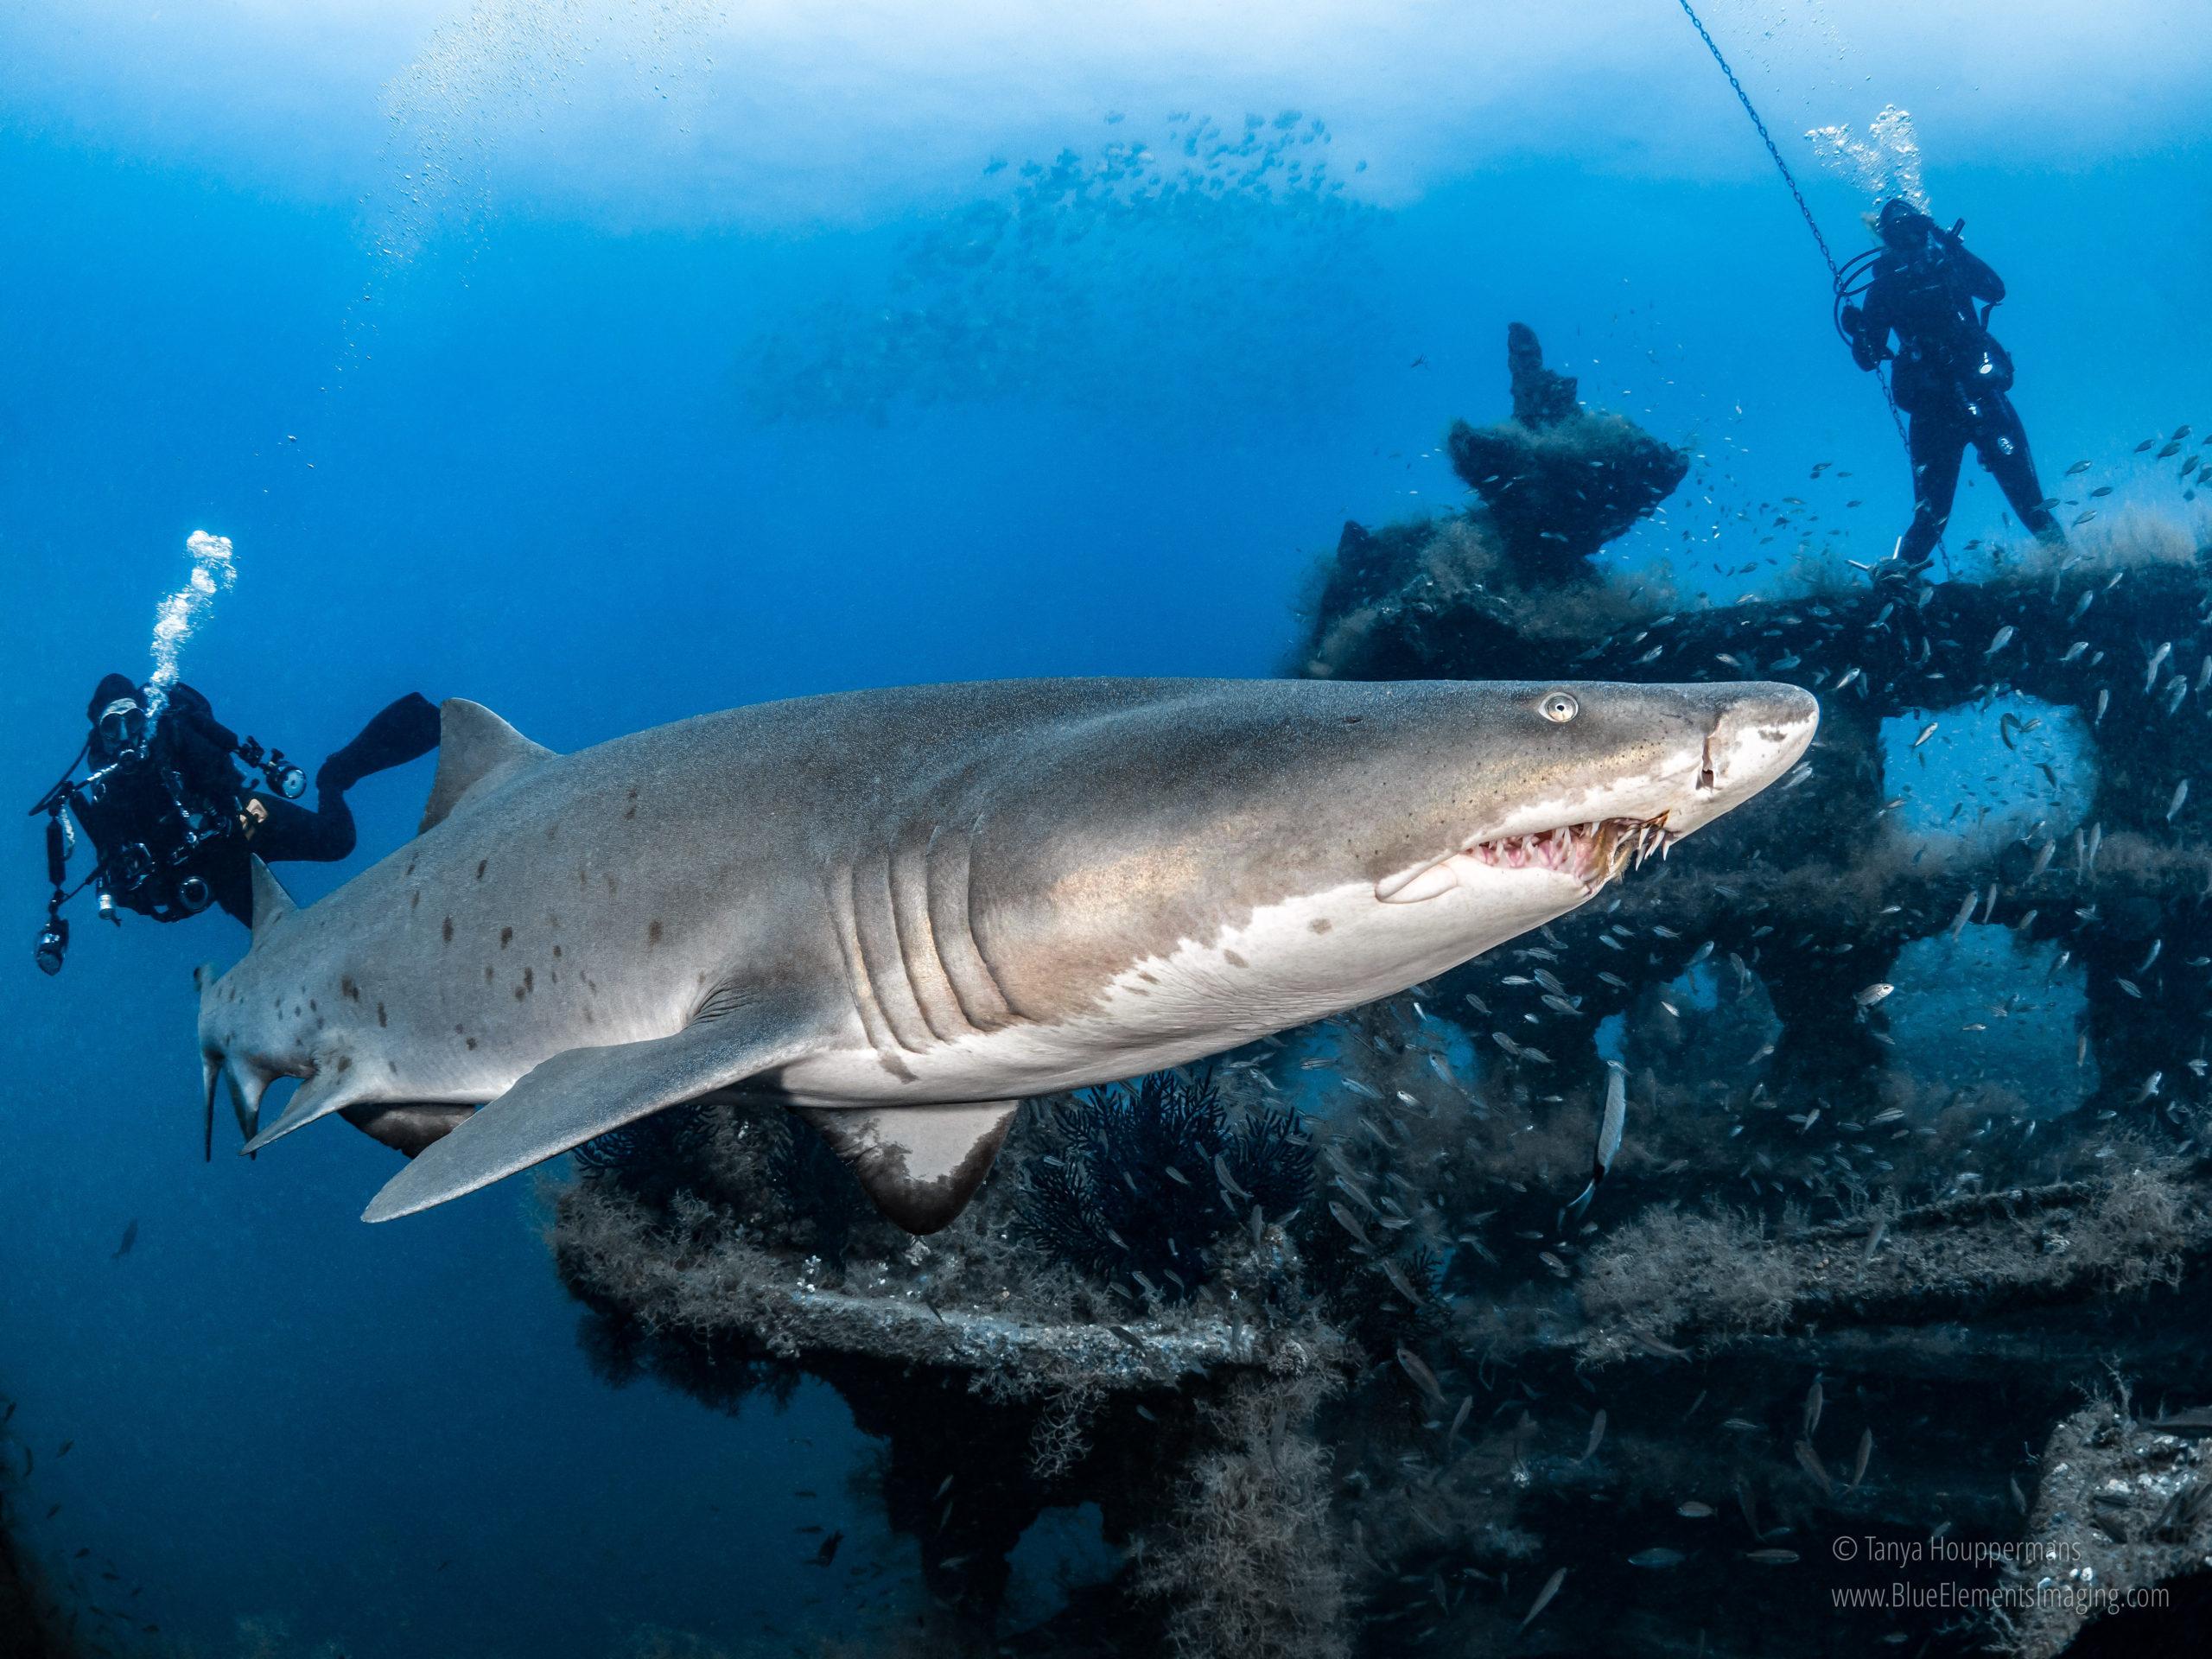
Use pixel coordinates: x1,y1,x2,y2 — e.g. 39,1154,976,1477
1688,684,1819,824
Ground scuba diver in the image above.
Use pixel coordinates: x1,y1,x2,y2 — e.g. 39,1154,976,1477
29,678,442,973
1839,199,2063,574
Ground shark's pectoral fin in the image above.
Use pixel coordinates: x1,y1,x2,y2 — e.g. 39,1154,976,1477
361,992,822,1223
798,1101,1021,1236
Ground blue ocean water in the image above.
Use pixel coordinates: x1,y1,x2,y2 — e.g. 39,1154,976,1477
2,4,2208,1656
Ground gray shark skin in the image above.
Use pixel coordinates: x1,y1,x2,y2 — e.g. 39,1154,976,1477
194,677,1816,1234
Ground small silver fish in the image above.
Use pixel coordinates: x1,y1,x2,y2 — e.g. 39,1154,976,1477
1519,1567,1567,1632
1397,1344,1446,1408
1795,1439,1833,1498
1583,1409,1607,1461
1850,1428,1874,1491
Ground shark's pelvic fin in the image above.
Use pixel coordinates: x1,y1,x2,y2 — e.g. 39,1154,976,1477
798,1101,1020,1235
418,699,556,834
241,1062,369,1154
249,857,296,940
361,992,822,1223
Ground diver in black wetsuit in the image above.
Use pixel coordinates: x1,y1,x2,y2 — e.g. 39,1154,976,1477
1840,199,2063,573
29,678,442,969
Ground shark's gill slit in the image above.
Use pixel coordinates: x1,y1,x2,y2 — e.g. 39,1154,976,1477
922,830,1014,1033
885,839,964,1043
853,856,933,1053
826,865,899,1058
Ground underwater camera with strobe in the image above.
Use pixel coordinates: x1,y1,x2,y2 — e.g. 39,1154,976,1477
235,735,307,801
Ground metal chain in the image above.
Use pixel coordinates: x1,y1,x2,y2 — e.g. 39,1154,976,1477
1675,0,1840,283
1674,0,1942,572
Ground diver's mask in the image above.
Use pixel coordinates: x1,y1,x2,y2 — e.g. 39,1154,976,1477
94,695,149,766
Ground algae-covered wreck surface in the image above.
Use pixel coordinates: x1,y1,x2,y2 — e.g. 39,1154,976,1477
543,333,2212,1657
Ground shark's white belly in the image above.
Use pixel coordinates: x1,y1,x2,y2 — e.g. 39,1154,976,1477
772,862,1586,1109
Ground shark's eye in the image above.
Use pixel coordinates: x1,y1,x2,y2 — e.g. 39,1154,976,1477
1539,691,1580,724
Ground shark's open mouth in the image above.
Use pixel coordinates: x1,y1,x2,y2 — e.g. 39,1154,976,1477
1461,812,1677,893
1378,811,1679,905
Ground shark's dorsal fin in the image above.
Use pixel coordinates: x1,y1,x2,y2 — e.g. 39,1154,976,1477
419,699,556,833
798,1101,1021,1235
249,857,296,939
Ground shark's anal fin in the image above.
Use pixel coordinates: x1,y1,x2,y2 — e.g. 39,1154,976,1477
418,700,556,834
798,1101,1020,1235
361,990,822,1223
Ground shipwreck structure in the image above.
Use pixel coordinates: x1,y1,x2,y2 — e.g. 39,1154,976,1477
554,327,2212,1659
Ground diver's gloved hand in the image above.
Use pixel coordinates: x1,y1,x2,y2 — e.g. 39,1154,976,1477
1840,304,1885,372
1870,553,1932,606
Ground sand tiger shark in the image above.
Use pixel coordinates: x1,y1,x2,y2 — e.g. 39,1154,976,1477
195,677,1815,1233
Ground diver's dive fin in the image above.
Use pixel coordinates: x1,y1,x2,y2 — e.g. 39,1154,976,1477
798,1101,1021,1235
418,700,556,833
361,992,823,1222
249,858,296,940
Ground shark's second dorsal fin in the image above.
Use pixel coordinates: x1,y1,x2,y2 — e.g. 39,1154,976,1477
419,699,556,833
249,857,296,940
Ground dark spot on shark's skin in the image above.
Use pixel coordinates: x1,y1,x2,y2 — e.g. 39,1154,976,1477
308,999,318,1013
340,978,359,1001
1343,715,1363,725
1223,950,1249,968
878,1051,916,1082
523,967,534,993
442,918,454,944
583,1007,595,1024
513,985,525,1001
546,913,560,930
485,966,495,983
388,1060,398,1074
334,1055,352,1073
499,926,513,949
405,859,416,878
466,1037,478,1050
476,859,489,880
648,919,664,946
377,1002,388,1027
551,944,563,959
1310,918,1333,933
410,891,421,910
